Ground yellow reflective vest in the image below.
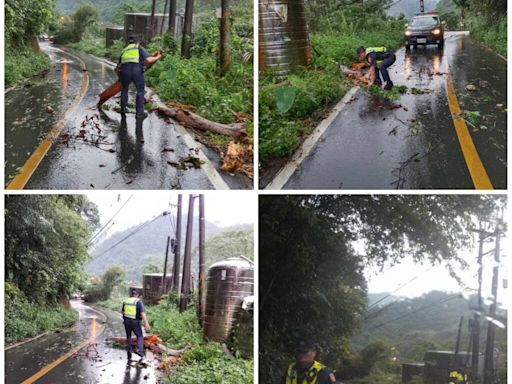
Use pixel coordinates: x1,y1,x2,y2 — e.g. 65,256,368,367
122,297,140,319
449,370,467,383
121,43,140,64
366,47,388,66
285,361,326,384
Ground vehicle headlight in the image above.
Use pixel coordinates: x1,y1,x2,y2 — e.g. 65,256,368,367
432,28,441,34
405,30,412,36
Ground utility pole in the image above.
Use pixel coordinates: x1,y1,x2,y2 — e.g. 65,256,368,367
150,0,157,39
172,195,182,292
219,0,231,76
169,0,177,36
160,0,170,36
198,194,206,324
455,316,463,357
470,224,486,379
483,216,502,384
160,236,171,296
420,0,424,12
180,195,195,312
181,0,194,58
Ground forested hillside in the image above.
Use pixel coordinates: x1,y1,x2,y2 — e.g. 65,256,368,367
87,216,253,282
387,0,439,18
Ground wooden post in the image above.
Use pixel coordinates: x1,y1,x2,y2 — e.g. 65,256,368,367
181,0,194,58
198,195,206,324
169,0,177,36
180,195,195,312
219,0,231,76
150,0,157,39
160,236,171,296
172,195,182,292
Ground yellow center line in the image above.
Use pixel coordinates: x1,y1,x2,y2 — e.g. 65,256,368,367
6,49,90,190
20,314,106,384
445,73,493,190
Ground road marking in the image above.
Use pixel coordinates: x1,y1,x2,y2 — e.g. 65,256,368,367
445,74,493,189
20,304,107,384
266,86,360,189
6,49,90,190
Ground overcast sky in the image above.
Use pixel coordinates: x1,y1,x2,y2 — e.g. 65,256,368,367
86,191,255,238
365,232,508,306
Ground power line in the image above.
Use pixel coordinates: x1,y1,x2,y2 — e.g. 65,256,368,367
87,195,134,246
91,211,169,260
365,293,463,332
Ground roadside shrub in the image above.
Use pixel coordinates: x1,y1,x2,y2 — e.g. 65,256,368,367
5,282,78,343
469,15,507,56
5,48,51,87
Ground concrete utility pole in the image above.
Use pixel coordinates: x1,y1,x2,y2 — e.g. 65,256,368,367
169,0,177,36
150,0,157,39
180,195,195,312
161,0,170,36
470,224,486,379
181,0,194,58
198,194,206,324
219,0,231,76
483,216,503,384
420,0,424,12
172,195,183,292
160,236,171,296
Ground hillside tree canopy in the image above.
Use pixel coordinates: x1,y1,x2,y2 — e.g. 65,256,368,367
259,195,505,383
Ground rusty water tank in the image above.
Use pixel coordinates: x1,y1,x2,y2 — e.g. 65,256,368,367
259,0,312,76
106,26,124,47
203,257,254,342
142,273,173,304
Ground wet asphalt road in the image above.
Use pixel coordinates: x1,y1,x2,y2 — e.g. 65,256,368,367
279,32,506,189
5,300,158,384
6,42,248,189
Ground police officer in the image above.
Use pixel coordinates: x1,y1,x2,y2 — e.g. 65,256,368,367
356,46,396,90
284,340,337,384
449,369,468,384
118,35,163,120
122,288,151,362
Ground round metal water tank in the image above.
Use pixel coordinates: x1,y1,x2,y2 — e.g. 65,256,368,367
259,0,312,76
203,257,254,342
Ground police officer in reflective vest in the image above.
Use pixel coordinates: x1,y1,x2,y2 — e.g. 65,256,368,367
356,46,396,90
284,340,337,384
118,35,163,120
122,288,151,361
449,369,468,384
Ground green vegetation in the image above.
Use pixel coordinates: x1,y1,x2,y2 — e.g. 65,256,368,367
85,265,126,302
259,195,505,383
437,0,507,56
87,222,252,283
97,294,253,383
5,195,99,342
259,0,404,166
5,282,79,344
5,0,57,86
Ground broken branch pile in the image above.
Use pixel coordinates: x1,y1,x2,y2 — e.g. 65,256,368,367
106,335,188,357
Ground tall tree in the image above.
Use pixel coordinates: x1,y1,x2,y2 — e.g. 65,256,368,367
259,195,505,383
5,195,99,304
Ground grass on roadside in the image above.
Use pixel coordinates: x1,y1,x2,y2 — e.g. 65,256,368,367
5,282,78,344
5,48,52,88
96,295,253,383
469,15,507,57
259,15,404,166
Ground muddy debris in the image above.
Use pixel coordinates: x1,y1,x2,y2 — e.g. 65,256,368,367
167,156,205,170
496,103,505,110
46,106,54,114
466,84,477,92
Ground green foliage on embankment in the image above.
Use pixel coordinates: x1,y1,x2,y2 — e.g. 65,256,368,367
5,49,52,88
259,1,404,166
5,283,79,344
97,295,254,383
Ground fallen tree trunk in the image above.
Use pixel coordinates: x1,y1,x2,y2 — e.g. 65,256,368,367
156,104,245,138
340,64,371,85
106,336,188,356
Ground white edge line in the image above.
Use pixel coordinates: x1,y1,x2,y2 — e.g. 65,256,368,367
93,55,230,190
265,86,360,190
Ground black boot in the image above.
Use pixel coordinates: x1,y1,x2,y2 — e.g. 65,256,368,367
127,351,132,361
384,81,394,90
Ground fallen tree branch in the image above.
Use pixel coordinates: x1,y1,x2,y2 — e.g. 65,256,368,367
155,104,246,138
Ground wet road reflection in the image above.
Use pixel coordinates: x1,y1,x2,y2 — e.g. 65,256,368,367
283,32,506,189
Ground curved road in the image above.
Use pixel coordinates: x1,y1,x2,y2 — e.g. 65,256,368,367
5,42,249,189
268,32,506,189
5,300,158,384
